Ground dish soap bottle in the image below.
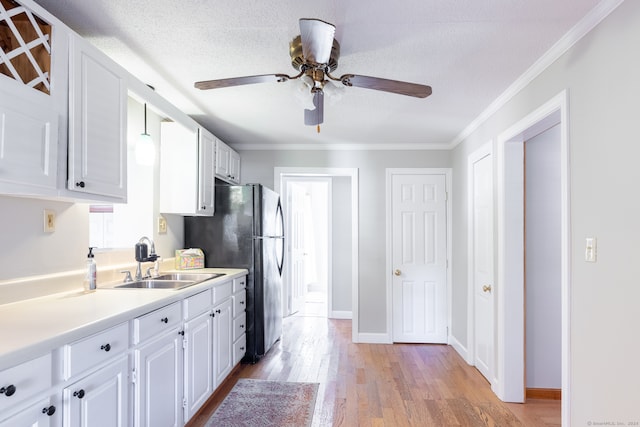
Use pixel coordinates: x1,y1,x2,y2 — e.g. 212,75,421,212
84,247,97,291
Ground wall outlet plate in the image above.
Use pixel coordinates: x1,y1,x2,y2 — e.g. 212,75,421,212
158,216,167,234
44,209,56,233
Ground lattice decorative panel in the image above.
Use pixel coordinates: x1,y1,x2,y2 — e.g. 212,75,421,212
0,0,51,94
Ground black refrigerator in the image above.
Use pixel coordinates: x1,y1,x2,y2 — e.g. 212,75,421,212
184,184,284,363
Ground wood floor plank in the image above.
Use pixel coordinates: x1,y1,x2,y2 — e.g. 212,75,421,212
186,317,560,427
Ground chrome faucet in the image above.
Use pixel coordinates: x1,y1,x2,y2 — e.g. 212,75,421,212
135,236,159,281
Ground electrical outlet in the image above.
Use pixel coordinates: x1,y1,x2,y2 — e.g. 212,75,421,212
158,216,167,234
44,209,56,233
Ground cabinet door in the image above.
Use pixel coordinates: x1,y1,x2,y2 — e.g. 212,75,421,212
68,33,127,200
183,312,213,422
0,396,58,427
229,150,241,184
135,329,183,427
212,299,233,388
197,129,215,215
214,139,230,180
64,356,129,427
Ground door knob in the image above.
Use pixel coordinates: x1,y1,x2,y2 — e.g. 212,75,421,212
394,269,401,276
482,285,492,293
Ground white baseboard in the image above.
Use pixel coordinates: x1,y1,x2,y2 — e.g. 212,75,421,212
356,332,392,344
449,334,472,364
329,310,352,319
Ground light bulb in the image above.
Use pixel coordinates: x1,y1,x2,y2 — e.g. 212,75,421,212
136,133,155,166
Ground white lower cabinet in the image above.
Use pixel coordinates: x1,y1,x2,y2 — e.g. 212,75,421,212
63,356,128,427
0,396,58,427
183,291,213,422
133,302,183,427
212,298,233,387
2,274,248,427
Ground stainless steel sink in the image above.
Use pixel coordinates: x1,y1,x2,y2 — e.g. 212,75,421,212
154,273,224,282
112,272,224,290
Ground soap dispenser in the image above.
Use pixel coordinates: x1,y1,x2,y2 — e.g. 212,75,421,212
84,247,97,291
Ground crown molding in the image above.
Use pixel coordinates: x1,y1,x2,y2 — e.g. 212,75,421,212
447,0,624,149
232,142,452,151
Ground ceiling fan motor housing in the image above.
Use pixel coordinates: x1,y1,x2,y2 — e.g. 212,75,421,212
290,35,340,74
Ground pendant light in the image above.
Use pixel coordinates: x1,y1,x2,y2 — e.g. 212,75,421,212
136,102,155,166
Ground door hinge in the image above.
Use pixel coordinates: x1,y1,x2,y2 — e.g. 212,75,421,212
131,369,137,384
182,337,187,349
182,398,187,408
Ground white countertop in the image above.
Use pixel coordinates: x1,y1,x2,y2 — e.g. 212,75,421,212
0,268,247,370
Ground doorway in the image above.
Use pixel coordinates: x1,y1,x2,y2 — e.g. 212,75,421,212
495,90,569,423
275,167,358,338
284,177,331,317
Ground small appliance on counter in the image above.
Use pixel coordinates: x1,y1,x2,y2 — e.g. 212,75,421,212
184,184,284,364
175,248,205,270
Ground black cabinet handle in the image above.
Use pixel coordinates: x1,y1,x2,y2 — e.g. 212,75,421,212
0,385,16,396
75,181,85,188
216,309,221,314
240,347,245,351
42,405,56,416
239,301,245,305
178,330,185,336
201,205,207,210
240,324,245,329
101,343,111,352
161,317,168,323
73,389,85,399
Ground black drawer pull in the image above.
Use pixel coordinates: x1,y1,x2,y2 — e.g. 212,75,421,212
161,317,168,323
240,324,245,329
75,181,85,188
216,309,221,314
101,343,111,352
239,301,245,305
0,385,16,396
42,405,56,416
73,389,85,399
240,347,245,351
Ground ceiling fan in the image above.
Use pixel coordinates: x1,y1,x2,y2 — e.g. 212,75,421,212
194,18,432,129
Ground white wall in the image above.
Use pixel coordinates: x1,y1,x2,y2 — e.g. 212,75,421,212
240,149,451,333
451,1,640,421
525,124,561,389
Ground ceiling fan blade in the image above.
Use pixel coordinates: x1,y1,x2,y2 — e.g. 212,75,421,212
338,74,432,98
195,74,292,90
304,90,324,126
299,18,335,64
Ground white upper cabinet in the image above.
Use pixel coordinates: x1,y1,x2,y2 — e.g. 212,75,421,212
160,122,215,216
0,0,67,197
215,138,240,184
67,33,127,201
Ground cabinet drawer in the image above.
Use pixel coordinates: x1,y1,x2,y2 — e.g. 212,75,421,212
183,289,212,320
233,313,246,342
64,322,128,380
212,281,232,305
134,302,181,344
232,276,246,293
0,353,52,413
232,291,246,318
233,334,246,366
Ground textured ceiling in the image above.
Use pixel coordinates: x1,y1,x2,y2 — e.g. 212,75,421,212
33,0,605,149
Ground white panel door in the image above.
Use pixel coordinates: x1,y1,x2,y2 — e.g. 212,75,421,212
288,181,308,315
392,173,448,343
471,149,494,382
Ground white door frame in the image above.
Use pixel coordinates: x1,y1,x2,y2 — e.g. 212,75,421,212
275,167,359,341
495,90,570,423
466,141,493,372
385,168,452,344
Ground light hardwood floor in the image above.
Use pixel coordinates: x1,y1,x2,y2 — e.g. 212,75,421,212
187,316,560,426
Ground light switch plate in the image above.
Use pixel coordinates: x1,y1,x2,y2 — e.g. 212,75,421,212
585,237,597,262
44,209,55,233
158,216,167,234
